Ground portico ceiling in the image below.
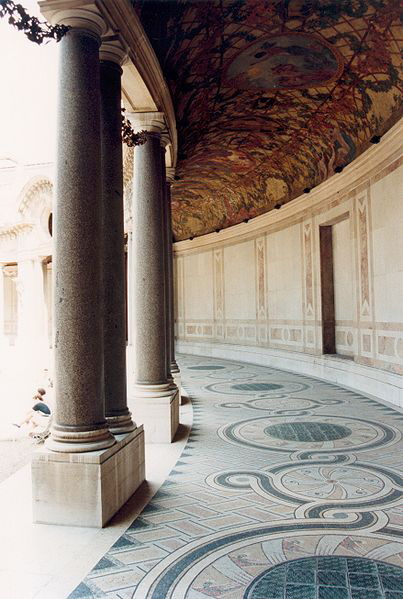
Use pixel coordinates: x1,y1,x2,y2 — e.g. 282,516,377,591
133,0,402,240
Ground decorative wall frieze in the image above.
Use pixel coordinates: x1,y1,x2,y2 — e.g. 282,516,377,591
255,236,267,321
175,255,184,339
213,248,224,323
356,190,373,320
302,221,314,320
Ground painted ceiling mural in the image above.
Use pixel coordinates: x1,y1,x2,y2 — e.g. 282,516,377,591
133,0,402,240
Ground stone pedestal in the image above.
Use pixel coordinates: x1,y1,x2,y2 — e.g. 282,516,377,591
129,387,179,443
32,427,145,527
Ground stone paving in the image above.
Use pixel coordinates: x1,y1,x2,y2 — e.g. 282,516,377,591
70,355,403,599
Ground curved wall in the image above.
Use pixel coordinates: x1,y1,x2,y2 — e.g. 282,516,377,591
173,119,403,408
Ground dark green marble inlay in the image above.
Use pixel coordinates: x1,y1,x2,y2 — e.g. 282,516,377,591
245,557,403,599
231,382,283,391
265,421,352,442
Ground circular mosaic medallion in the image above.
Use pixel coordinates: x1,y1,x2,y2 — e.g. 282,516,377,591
281,466,385,500
245,556,403,598
206,380,310,396
221,396,319,412
133,530,403,599
265,421,351,442
219,415,389,453
232,382,283,391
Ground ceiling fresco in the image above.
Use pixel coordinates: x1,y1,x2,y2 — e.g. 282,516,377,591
133,0,402,240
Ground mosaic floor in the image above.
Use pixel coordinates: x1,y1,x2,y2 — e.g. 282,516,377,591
70,355,403,599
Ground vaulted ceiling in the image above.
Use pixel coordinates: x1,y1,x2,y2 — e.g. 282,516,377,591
134,0,402,240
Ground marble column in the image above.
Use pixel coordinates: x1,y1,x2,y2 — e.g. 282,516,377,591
100,43,134,434
165,168,182,396
46,21,115,453
127,112,179,443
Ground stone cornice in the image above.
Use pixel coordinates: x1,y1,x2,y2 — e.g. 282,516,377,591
174,117,402,255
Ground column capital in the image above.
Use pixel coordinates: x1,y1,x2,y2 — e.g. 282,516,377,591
40,5,108,38
166,167,176,183
160,133,171,149
100,39,128,65
126,111,166,135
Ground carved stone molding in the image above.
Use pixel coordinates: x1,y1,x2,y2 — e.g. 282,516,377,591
18,177,53,216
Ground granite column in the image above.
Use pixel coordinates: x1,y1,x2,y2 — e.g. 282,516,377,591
127,112,179,443
32,6,145,528
100,44,134,434
160,140,174,387
165,168,181,396
46,23,115,452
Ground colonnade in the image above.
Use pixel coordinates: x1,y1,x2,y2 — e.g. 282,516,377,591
31,9,180,526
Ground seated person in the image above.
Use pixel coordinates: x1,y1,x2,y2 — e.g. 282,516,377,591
14,388,51,432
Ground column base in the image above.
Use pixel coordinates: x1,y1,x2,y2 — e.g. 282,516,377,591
106,412,136,435
32,427,145,527
171,369,182,404
45,426,116,453
129,384,179,443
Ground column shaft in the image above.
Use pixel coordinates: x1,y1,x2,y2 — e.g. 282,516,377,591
132,133,168,385
49,28,114,452
161,148,173,383
128,112,180,443
165,182,180,376
100,59,134,433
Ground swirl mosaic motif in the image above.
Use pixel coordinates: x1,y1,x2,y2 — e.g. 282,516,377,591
69,356,403,599
281,466,385,500
133,0,403,239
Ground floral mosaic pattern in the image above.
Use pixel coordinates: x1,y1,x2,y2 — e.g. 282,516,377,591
69,355,403,599
132,0,402,239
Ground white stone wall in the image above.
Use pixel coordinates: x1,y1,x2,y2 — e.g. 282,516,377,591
175,119,403,380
